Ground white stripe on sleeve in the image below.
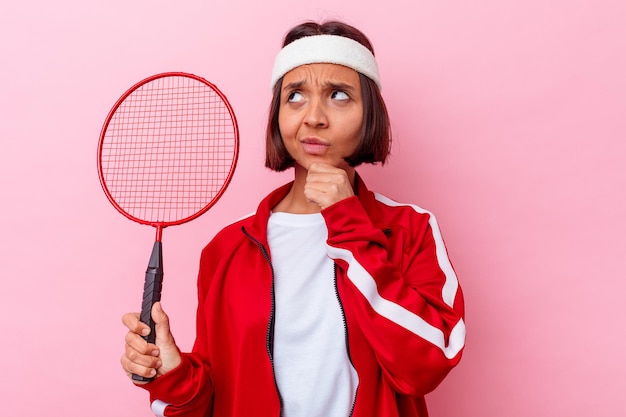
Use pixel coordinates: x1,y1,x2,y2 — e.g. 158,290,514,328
326,245,465,359
325,193,465,359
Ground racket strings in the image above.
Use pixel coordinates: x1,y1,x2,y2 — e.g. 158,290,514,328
100,76,237,223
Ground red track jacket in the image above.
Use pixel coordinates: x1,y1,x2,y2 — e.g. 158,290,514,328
140,175,465,417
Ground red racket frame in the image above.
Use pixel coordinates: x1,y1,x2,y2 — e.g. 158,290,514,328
97,72,239,242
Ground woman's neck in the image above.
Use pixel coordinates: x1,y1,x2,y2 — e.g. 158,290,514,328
272,171,320,214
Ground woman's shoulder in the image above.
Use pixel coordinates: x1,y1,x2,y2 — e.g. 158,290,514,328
200,211,256,255
368,191,451,247
365,191,435,224
372,192,434,216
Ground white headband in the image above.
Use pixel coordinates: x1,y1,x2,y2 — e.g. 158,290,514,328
270,34,382,91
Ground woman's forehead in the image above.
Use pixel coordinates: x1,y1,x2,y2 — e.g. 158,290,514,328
283,63,361,87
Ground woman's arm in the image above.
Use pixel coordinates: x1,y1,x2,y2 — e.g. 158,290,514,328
323,195,466,396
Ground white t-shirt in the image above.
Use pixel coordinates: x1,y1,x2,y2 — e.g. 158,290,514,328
267,212,358,417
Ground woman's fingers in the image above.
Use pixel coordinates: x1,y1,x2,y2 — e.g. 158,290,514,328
120,351,158,381
305,163,354,209
121,312,149,336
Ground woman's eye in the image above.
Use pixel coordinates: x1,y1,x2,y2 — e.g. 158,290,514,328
331,90,350,101
287,91,303,103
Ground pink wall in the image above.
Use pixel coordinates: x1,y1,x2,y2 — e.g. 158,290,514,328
1,1,624,416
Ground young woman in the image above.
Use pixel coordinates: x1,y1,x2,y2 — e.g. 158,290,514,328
121,20,466,417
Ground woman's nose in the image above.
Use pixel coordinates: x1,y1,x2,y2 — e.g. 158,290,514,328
304,99,328,128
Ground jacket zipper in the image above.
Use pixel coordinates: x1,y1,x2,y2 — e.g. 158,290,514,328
241,226,284,415
334,263,358,417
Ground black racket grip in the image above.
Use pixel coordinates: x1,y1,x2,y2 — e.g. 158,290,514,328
132,241,163,383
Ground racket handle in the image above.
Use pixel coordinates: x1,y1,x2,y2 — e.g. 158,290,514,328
132,241,164,383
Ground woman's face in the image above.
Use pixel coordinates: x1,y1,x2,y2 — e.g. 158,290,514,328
278,63,363,171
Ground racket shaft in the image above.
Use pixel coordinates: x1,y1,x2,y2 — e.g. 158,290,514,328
132,241,163,382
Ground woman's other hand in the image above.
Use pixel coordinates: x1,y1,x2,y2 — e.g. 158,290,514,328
120,302,182,384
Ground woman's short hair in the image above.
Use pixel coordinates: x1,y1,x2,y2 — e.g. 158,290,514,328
265,21,392,172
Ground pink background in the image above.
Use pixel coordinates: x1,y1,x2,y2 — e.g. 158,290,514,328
1,1,624,416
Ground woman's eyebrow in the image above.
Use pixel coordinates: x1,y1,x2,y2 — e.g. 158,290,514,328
282,80,357,92
325,81,357,91
282,80,305,91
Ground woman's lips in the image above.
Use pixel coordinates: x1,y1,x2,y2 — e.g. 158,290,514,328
300,138,330,155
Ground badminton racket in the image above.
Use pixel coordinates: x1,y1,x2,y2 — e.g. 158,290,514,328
97,72,239,381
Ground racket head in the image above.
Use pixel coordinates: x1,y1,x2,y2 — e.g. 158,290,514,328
97,72,239,230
